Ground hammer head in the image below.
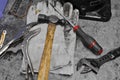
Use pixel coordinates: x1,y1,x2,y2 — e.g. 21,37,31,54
38,14,66,25
76,58,100,74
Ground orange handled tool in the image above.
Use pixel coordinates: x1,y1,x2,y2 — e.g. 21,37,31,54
37,23,56,80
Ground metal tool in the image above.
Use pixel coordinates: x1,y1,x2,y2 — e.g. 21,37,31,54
37,14,66,80
77,47,120,74
21,28,41,79
38,14,66,25
9,0,33,18
0,30,7,49
50,3,103,55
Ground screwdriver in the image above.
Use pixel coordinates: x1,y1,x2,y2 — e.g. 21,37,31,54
50,3,103,55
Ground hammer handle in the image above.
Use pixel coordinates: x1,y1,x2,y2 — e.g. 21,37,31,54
37,23,56,80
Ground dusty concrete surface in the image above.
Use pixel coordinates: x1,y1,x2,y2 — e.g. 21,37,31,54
0,0,120,80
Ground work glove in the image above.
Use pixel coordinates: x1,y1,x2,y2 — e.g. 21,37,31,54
20,0,76,75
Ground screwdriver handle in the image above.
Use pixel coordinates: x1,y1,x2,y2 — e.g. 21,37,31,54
73,25,103,55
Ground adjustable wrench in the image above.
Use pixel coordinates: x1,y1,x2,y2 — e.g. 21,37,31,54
77,47,120,74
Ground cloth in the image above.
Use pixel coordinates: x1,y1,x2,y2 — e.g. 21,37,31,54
20,1,76,75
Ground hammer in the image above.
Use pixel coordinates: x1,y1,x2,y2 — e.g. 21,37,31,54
37,14,65,80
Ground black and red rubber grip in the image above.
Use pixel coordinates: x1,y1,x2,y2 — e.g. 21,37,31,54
73,25,103,55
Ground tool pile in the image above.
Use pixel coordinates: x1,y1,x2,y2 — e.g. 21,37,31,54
0,0,120,80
